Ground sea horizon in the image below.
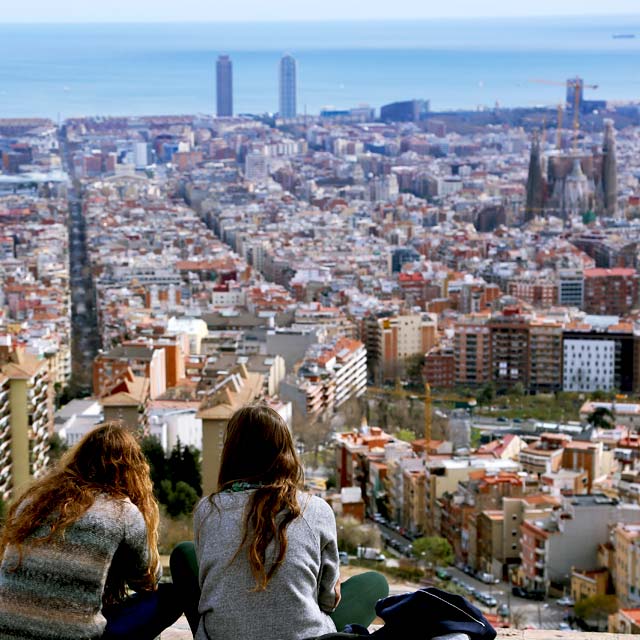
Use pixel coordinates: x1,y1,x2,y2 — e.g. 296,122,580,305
1,16,640,119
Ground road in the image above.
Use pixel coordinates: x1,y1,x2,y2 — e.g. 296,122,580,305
445,566,568,630
61,134,100,392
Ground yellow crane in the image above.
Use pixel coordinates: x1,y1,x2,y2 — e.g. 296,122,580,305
366,382,476,454
529,78,599,154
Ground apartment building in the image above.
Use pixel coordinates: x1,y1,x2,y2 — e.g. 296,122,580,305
367,312,437,382
613,523,640,607
197,365,264,494
520,495,640,594
454,315,491,387
583,268,638,316
100,368,150,433
0,373,11,500
280,338,366,417
489,307,530,390
3,350,52,496
93,343,167,400
563,325,635,393
529,321,563,392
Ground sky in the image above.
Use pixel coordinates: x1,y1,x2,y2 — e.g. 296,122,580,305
2,0,640,22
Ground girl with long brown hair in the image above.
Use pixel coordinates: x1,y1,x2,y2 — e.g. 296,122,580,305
0,422,183,639
172,403,388,639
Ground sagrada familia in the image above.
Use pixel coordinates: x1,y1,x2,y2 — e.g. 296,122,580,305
524,119,618,223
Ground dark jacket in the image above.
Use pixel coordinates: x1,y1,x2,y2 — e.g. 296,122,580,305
310,587,496,640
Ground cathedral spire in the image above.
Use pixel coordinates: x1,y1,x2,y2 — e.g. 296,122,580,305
525,130,544,223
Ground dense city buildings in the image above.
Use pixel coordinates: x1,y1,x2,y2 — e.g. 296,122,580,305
5,79,640,629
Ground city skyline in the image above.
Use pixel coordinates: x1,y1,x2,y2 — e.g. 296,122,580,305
2,0,640,22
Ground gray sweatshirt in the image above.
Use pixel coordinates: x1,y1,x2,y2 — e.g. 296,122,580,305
0,495,152,639
194,491,339,640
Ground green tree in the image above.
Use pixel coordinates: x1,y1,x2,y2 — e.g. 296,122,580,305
165,481,199,518
477,383,496,406
336,516,381,554
405,353,426,386
411,536,454,566
574,594,618,628
509,382,525,398
396,429,416,442
141,436,167,496
169,439,202,496
586,406,615,430
48,433,68,465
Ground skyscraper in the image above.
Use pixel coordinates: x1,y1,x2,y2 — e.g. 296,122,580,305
601,119,618,218
279,54,297,120
216,55,233,117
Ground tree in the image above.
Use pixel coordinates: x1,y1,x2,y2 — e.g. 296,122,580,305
141,435,168,496
477,383,496,406
48,433,68,465
396,429,416,442
509,382,525,398
586,406,615,430
411,536,454,567
168,439,202,496
336,516,381,554
574,594,618,629
405,353,426,386
141,436,202,516
164,481,199,518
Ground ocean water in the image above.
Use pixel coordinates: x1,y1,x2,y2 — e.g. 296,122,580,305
1,17,640,119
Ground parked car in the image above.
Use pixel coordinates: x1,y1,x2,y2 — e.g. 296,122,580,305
512,586,545,601
475,592,496,607
338,551,349,566
435,568,452,581
557,596,575,607
478,571,500,584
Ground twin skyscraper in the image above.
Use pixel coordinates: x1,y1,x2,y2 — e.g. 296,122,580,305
216,54,297,119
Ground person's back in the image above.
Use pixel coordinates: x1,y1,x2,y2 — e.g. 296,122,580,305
195,490,339,640
0,495,149,639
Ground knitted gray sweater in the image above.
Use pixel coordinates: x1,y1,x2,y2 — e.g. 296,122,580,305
0,495,152,640
194,491,340,640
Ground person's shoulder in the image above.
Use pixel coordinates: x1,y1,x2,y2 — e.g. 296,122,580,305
299,493,334,520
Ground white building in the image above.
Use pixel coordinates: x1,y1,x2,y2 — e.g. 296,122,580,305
245,152,269,184
563,338,615,391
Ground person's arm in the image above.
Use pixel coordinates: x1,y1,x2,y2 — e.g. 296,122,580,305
316,501,341,613
119,500,158,591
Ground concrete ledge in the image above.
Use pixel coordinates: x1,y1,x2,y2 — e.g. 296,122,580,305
160,623,638,639
496,631,636,640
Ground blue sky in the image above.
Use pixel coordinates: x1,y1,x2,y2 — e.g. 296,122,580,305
3,0,640,22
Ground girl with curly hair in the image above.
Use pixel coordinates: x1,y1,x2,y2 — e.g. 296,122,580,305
0,422,183,639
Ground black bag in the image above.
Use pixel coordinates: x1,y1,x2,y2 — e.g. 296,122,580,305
366,587,496,640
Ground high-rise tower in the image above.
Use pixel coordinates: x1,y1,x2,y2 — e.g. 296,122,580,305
279,54,297,120
601,119,618,218
216,55,233,117
525,131,544,222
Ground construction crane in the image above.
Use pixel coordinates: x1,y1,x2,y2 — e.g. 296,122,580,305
366,382,476,456
529,78,599,154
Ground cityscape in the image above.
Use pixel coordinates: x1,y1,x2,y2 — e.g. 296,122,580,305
4,6,640,636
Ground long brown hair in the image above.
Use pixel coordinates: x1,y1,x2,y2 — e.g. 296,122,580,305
214,403,303,591
0,422,159,602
